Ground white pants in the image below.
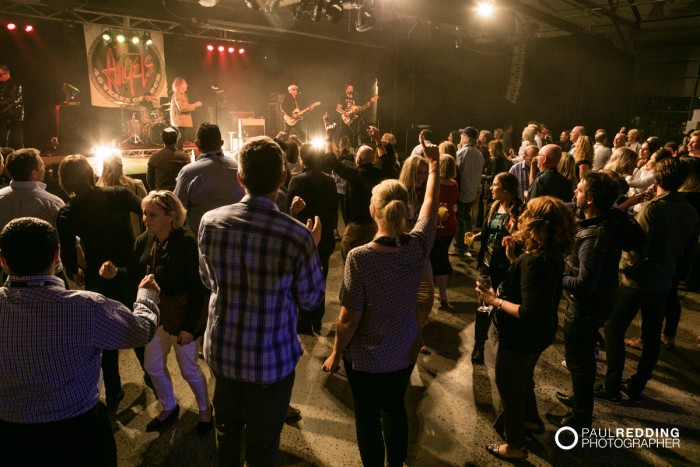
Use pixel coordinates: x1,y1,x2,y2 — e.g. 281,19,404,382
144,326,209,412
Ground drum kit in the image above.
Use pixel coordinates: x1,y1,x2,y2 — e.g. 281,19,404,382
117,101,170,145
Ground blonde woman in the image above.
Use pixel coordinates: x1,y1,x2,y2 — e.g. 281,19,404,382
573,135,593,181
558,152,578,187
97,154,147,238
169,77,202,149
322,136,439,467
399,155,428,226
100,191,211,435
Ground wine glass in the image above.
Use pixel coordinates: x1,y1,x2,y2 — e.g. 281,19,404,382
464,232,475,257
477,275,493,314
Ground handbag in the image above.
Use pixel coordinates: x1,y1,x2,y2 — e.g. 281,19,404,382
150,240,208,337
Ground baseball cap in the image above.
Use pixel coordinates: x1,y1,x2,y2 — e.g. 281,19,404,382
458,126,479,139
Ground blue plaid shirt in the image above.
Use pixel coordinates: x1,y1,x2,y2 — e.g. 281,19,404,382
199,195,324,384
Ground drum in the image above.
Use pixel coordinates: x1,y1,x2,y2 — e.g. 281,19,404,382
140,110,152,123
149,122,167,144
149,110,166,124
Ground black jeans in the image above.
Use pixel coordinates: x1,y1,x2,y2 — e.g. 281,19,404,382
663,276,681,338
298,239,333,333
494,347,542,449
604,285,669,394
212,370,295,467
344,362,414,467
0,402,116,467
563,303,598,429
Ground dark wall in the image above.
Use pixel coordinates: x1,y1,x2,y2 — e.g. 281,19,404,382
1,19,633,153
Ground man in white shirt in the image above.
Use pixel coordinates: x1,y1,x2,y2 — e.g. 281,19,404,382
409,129,434,156
0,148,64,231
592,132,612,171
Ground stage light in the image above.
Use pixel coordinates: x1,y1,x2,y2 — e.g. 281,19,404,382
355,9,375,32
228,46,235,53
131,35,140,45
326,0,344,23
476,1,495,18
218,45,225,52
102,32,112,41
238,48,245,54
207,44,214,51
7,23,16,31
24,25,34,32
116,34,125,43
143,32,152,46
311,137,325,149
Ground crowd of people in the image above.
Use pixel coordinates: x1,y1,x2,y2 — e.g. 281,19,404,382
0,118,699,465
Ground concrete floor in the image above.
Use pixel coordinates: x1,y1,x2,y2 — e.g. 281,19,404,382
109,246,700,467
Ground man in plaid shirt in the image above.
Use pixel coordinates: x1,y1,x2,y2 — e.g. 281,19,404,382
199,136,324,466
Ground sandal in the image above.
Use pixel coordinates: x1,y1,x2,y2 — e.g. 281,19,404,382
485,443,528,461
624,336,644,350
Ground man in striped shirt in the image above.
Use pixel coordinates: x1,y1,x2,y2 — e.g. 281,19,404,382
199,136,324,466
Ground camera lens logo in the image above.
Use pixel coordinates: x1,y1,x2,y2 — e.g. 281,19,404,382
555,427,579,450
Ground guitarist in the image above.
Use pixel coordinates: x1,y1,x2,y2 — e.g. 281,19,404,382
0,65,23,149
281,84,309,141
336,84,362,147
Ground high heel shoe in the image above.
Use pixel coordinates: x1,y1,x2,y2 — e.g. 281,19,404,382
146,405,180,432
485,443,528,461
197,406,214,437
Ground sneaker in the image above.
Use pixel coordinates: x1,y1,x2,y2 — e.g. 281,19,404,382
593,384,622,404
438,300,453,310
621,379,643,403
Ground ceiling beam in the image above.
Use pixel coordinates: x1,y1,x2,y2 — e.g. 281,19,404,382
506,0,584,34
569,0,637,29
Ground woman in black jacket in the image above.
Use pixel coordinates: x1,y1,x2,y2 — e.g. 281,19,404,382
100,190,211,435
476,196,576,461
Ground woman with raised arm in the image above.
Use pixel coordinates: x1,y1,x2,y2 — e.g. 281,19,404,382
322,135,439,467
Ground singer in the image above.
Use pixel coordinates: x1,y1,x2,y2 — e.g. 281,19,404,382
170,77,202,150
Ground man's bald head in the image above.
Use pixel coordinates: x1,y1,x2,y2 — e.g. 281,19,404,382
570,126,586,144
539,144,562,170
524,145,539,166
356,145,375,166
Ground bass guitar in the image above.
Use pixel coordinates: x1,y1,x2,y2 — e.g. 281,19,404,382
284,101,321,126
341,95,379,126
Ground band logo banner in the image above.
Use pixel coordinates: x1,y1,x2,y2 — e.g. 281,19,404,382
83,24,167,108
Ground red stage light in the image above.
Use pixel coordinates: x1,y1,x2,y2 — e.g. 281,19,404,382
218,45,225,52
24,25,34,32
238,48,245,54
207,44,214,51
7,23,16,31
228,47,234,53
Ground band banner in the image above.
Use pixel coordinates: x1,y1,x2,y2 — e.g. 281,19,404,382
83,24,168,108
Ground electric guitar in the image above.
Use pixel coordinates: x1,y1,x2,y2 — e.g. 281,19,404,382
0,97,21,117
284,101,321,126
341,95,379,126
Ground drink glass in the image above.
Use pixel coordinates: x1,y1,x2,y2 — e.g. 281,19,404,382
464,232,475,257
478,275,493,314
437,203,448,228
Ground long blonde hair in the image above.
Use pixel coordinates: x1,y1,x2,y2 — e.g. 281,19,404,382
97,154,141,195
371,180,408,239
399,155,428,209
557,153,577,186
574,135,594,163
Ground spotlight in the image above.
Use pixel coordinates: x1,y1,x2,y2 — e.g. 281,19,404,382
143,32,152,46
199,0,219,6
228,46,235,53
131,35,140,45
238,48,245,55
102,31,112,42
116,34,125,43
7,23,16,31
326,0,344,23
207,44,214,51
476,1,495,18
24,25,34,32
218,45,225,52
311,137,325,149
355,9,375,32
